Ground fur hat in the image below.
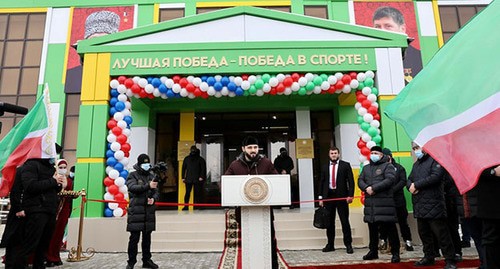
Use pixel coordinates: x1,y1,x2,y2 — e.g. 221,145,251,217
242,136,259,146
84,11,120,39
137,154,150,165
370,146,383,153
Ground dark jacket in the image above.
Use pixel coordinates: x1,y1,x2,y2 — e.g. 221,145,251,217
273,155,294,175
126,164,159,232
358,156,397,223
0,166,25,247
476,166,500,219
319,160,355,199
407,154,446,219
457,186,478,219
225,153,278,176
182,151,206,184
20,159,61,215
391,162,408,208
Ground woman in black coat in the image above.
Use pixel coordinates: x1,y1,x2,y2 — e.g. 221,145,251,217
126,154,159,269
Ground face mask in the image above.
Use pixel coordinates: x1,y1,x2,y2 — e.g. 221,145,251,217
69,172,75,178
414,150,424,159
58,169,67,175
141,163,151,171
370,154,380,163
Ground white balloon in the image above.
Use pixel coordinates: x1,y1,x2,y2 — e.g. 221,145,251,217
367,94,377,102
110,142,121,151
256,90,265,96
193,77,202,87
144,84,154,94
117,120,127,129
107,134,116,143
304,73,314,82
335,72,343,80
207,87,216,96
363,113,374,123
327,75,337,85
122,128,131,137
110,80,119,88
115,177,125,187
109,169,120,179
188,93,195,99
268,77,279,87
186,75,194,83
199,82,209,92
342,85,351,94
320,81,330,90
108,202,119,210
359,155,367,163
366,70,375,78
160,76,167,83
248,75,257,84
180,88,188,97
284,88,292,95
119,185,128,193
291,82,300,91
117,84,127,94
113,112,124,121
233,77,243,86
214,75,222,82
366,141,376,149
220,87,229,96
241,81,251,90
132,76,141,84
372,102,379,108
138,78,148,88
114,150,125,160
298,77,308,87
104,192,114,201
370,120,380,128
161,94,168,99
165,79,174,88
357,129,365,137
214,92,222,98
362,87,372,96
120,157,129,166
172,84,181,93
362,133,372,142
262,84,271,93
153,88,161,97
354,102,362,110
117,94,128,102
228,92,236,97
357,73,366,82
276,74,286,82
126,89,134,97
350,80,359,89
105,166,113,175
122,109,131,117
313,87,322,94
125,101,131,110
113,208,123,217
357,107,367,116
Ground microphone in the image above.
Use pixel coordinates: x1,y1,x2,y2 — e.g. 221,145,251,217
0,102,29,116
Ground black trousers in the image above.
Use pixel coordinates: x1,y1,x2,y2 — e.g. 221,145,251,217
446,200,462,255
184,182,204,207
14,212,56,269
463,217,484,268
325,197,352,247
482,219,500,269
417,218,455,261
379,205,412,242
368,222,400,255
127,230,152,266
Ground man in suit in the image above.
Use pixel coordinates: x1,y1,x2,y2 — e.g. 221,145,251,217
318,146,355,254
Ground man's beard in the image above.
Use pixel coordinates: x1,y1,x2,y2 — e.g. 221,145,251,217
245,152,258,161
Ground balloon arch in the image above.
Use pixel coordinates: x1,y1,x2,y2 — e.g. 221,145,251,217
103,71,380,217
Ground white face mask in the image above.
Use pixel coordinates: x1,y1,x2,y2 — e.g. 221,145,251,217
141,163,151,171
414,149,424,159
58,169,67,175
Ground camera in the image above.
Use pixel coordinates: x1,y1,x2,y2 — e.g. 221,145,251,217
151,161,168,183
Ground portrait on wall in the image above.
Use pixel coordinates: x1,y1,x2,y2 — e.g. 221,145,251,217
354,2,422,83
65,6,135,93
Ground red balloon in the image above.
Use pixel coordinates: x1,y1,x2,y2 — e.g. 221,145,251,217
139,90,148,98
276,83,285,93
117,76,127,84
270,88,277,95
193,88,202,97
202,92,209,99
121,208,127,216
356,94,367,103
349,72,358,79
185,83,195,93
147,94,154,99
179,78,188,88
328,85,336,94
291,73,301,82
374,113,381,121
361,192,365,205
283,77,293,87
172,75,181,83
121,143,131,153
362,100,372,109
341,74,352,85
108,184,119,195
119,202,128,209
107,119,117,130
103,177,114,187
124,79,134,88
357,139,366,149
114,192,124,201
112,126,122,136
360,146,370,156
335,81,344,90
131,84,141,94
368,106,379,115
116,134,127,144
241,74,248,81
124,151,130,157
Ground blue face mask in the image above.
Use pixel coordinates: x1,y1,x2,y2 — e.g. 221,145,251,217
370,154,380,163
141,163,151,171
414,150,424,159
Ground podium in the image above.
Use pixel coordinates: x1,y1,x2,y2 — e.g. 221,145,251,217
221,175,290,269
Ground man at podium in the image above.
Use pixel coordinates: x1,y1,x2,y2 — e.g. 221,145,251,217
224,136,279,269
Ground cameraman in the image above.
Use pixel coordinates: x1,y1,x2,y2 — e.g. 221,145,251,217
126,154,159,269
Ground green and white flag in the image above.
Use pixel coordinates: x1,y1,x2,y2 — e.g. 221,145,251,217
385,1,500,194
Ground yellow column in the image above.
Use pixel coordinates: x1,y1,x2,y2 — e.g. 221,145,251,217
178,112,195,211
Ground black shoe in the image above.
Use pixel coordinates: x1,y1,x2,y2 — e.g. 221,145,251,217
391,255,401,263
415,257,435,266
126,265,134,269
362,251,378,260
54,261,63,266
322,244,335,252
142,260,159,269
454,253,463,262
461,240,471,248
346,245,354,254
444,261,457,269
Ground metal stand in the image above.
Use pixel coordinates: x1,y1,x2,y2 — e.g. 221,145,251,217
67,189,95,262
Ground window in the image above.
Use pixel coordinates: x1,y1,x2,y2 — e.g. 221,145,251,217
159,8,184,22
61,93,80,167
439,5,486,43
304,5,328,19
0,13,46,140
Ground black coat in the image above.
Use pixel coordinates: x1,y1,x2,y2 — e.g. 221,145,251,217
477,167,500,219
0,166,25,247
391,162,408,208
126,164,159,232
319,160,354,199
181,152,206,184
407,154,446,219
456,186,478,219
273,155,294,174
20,159,61,215
358,157,397,223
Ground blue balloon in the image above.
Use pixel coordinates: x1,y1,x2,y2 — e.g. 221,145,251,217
120,170,129,179
206,77,216,86
123,116,133,125
104,208,113,217
106,150,114,158
235,87,244,96
227,82,236,92
114,162,124,172
110,89,119,97
201,76,208,82
147,77,153,83
220,76,230,86
151,78,162,88
107,143,111,150
158,84,168,93
115,101,125,112
214,82,223,91
109,107,117,117
106,157,117,167
166,89,175,98
110,97,118,107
